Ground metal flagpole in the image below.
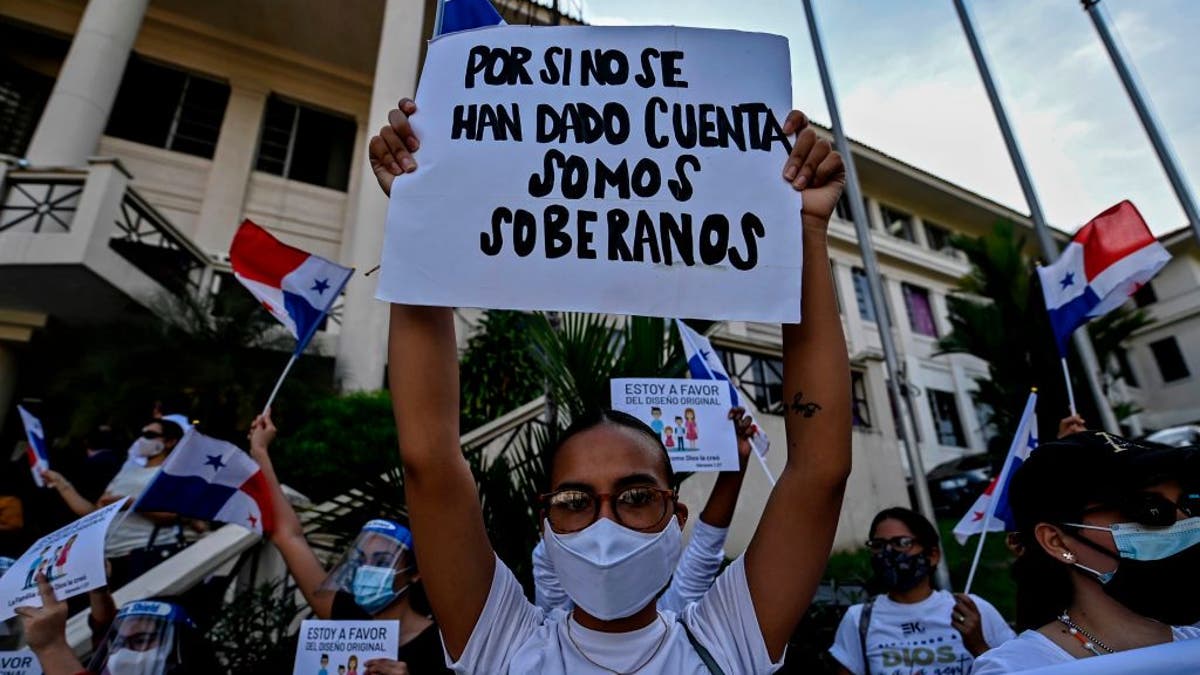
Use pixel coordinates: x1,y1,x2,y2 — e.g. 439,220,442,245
953,0,1120,434
1082,0,1200,245
801,0,951,591
261,353,298,416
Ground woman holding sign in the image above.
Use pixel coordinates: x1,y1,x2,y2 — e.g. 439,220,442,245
370,96,850,673
248,414,451,674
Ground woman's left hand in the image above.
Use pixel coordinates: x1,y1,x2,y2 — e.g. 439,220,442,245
951,592,989,656
364,659,409,675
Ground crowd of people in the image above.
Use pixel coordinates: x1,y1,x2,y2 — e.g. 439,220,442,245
2,97,1197,675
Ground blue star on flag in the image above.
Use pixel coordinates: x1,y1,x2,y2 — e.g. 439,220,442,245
204,454,226,471
311,278,330,294
1059,272,1075,289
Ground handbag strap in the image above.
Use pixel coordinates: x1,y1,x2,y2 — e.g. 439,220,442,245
680,617,725,675
858,596,877,675
144,518,185,550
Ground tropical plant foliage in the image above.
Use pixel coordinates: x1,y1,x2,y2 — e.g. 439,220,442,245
459,310,545,431
208,580,304,673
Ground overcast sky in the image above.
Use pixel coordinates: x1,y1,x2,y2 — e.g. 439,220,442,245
581,0,1199,236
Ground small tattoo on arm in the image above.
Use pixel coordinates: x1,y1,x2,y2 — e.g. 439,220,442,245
788,391,822,417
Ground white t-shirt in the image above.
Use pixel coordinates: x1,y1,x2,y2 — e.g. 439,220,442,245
970,625,1200,674
829,590,1015,675
445,555,783,674
103,460,178,557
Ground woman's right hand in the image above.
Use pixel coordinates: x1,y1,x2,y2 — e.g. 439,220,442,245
1057,415,1086,438
368,98,420,197
249,410,277,454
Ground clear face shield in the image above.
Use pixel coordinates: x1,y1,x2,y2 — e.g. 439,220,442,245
87,600,192,675
318,519,415,615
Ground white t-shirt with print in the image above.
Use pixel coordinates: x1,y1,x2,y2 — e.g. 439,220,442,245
829,590,1015,675
444,555,783,674
969,625,1200,674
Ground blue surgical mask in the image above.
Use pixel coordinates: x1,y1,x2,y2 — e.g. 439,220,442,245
1066,516,1200,562
351,565,403,614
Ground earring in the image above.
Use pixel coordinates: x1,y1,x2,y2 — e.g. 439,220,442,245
1062,551,1075,562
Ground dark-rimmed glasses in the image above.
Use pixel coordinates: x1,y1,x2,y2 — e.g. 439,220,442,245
866,536,918,553
1083,491,1200,528
539,486,677,533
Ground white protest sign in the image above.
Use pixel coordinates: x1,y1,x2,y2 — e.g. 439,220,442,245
610,377,739,472
293,619,399,675
0,650,41,675
0,499,127,621
380,26,803,322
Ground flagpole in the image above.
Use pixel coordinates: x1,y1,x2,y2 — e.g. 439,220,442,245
1081,0,1200,245
1060,358,1077,416
964,389,1037,595
801,0,951,591
953,0,1120,434
754,450,777,487
262,353,298,416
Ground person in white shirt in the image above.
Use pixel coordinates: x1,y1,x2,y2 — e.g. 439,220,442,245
531,431,752,613
369,98,852,673
829,507,1014,675
971,432,1200,674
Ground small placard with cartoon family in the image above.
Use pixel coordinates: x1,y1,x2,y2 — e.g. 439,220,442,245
610,377,739,472
292,619,399,675
0,498,128,621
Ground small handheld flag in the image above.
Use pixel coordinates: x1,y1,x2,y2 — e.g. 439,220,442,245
675,320,774,483
17,405,50,487
437,0,505,36
230,220,353,411
135,429,274,534
960,390,1038,593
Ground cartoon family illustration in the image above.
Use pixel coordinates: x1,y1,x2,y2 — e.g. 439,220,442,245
317,653,359,675
22,533,78,589
648,407,699,452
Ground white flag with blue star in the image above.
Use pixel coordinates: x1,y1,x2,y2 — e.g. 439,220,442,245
675,320,770,458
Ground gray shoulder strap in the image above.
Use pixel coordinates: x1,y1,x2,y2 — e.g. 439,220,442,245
680,616,726,675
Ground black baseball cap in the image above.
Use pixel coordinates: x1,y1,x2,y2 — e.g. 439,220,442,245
1008,431,1199,533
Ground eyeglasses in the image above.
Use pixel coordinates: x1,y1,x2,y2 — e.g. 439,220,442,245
1083,491,1200,528
539,486,676,533
110,630,160,652
866,536,918,553
140,430,163,440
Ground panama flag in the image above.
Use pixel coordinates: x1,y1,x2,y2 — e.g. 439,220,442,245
135,430,274,534
954,392,1038,544
230,220,352,355
675,320,770,458
438,0,505,35
1037,201,1170,355
17,405,50,488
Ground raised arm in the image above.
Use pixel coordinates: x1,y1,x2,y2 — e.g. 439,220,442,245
247,412,334,618
41,470,98,516
371,99,497,658
744,115,852,659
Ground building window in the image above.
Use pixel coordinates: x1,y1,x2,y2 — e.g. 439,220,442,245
1132,282,1157,308
924,220,954,255
1150,337,1190,383
0,60,54,157
972,398,998,446
255,95,356,191
852,370,872,429
902,283,939,338
1115,347,1139,387
106,56,230,158
718,349,784,414
852,267,877,323
879,204,916,243
929,389,966,447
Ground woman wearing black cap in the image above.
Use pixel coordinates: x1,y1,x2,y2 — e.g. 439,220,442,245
972,431,1200,673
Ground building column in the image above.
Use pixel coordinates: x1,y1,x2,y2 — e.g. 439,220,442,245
25,0,150,167
335,0,428,391
192,82,269,252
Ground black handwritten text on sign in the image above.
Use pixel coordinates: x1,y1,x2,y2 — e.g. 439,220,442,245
380,26,804,323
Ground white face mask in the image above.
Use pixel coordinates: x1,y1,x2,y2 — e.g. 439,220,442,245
130,437,165,459
104,647,167,675
542,516,682,620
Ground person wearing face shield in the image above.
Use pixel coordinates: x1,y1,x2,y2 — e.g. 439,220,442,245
15,573,218,675
248,412,450,674
828,507,1014,674
531,413,754,614
971,431,1200,673
373,98,852,673
40,418,189,589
